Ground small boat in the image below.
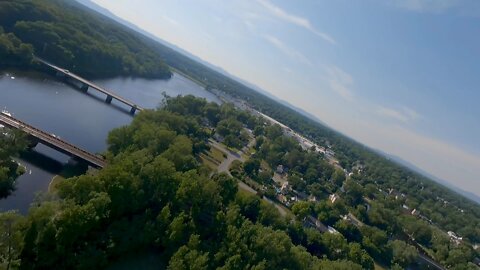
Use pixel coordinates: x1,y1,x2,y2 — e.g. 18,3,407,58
10,76,15,80
1,110,12,116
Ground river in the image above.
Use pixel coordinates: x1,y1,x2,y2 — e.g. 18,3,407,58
0,70,220,214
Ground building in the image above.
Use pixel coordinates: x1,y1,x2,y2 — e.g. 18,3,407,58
280,182,289,193
276,165,284,174
327,226,340,234
448,231,463,244
329,194,340,204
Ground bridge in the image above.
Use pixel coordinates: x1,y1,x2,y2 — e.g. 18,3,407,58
0,113,106,168
34,57,144,114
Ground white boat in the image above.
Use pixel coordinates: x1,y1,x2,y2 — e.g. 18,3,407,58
10,76,15,80
1,110,12,116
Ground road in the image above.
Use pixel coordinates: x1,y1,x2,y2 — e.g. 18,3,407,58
418,254,445,270
209,139,244,176
209,138,288,217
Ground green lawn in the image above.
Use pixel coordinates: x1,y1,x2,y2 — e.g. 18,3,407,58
209,146,227,163
199,154,219,170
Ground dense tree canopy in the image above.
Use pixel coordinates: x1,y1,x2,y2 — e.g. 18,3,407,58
1,0,479,266
0,0,170,78
0,97,368,269
0,128,28,198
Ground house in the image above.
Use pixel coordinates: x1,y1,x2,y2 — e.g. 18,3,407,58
327,226,339,234
277,194,288,204
448,231,463,244
308,195,318,202
280,182,290,193
276,165,284,174
329,194,340,204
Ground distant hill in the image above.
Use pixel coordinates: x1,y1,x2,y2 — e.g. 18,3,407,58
380,151,480,205
74,0,329,127
75,0,233,77
1,0,171,78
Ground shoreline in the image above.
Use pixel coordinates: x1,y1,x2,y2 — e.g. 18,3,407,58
48,175,65,193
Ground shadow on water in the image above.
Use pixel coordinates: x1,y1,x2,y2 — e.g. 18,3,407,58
19,150,88,178
19,150,63,174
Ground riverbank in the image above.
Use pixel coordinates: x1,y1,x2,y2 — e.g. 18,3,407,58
0,64,220,214
48,175,65,193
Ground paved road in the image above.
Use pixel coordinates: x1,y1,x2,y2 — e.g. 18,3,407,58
209,139,243,176
418,254,445,270
209,138,287,217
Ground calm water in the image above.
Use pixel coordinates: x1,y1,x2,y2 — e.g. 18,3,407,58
0,71,219,214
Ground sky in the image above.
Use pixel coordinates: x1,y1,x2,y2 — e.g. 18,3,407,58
91,0,480,197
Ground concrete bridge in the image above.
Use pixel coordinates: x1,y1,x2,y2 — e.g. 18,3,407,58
34,57,144,114
0,113,106,168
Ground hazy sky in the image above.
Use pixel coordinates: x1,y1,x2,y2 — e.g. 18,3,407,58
92,0,480,196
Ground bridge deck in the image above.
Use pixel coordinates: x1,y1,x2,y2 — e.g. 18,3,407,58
0,113,106,168
35,58,144,112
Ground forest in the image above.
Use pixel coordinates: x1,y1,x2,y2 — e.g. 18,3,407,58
0,96,370,269
0,128,28,198
0,0,479,268
0,0,171,78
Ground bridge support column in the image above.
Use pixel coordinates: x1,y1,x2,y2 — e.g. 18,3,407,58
130,106,137,115
105,95,113,104
55,71,65,78
27,141,38,149
81,83,89,92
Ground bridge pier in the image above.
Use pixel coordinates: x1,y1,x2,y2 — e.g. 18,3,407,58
130,106,137,115
55,71,66,78
81,83,89,92
105,95,113,104
27,140,38,149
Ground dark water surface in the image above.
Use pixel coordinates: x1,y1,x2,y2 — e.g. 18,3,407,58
0,71,219,213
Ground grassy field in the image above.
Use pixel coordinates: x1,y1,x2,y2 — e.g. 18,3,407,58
199,154,219,170
209,146,227,163
374,262,387,270
199,146,228,170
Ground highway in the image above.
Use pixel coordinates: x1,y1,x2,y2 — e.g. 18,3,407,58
0,113,106,168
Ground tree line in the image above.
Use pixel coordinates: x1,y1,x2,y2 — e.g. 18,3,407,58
0,128,28,198
0,0,171,78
